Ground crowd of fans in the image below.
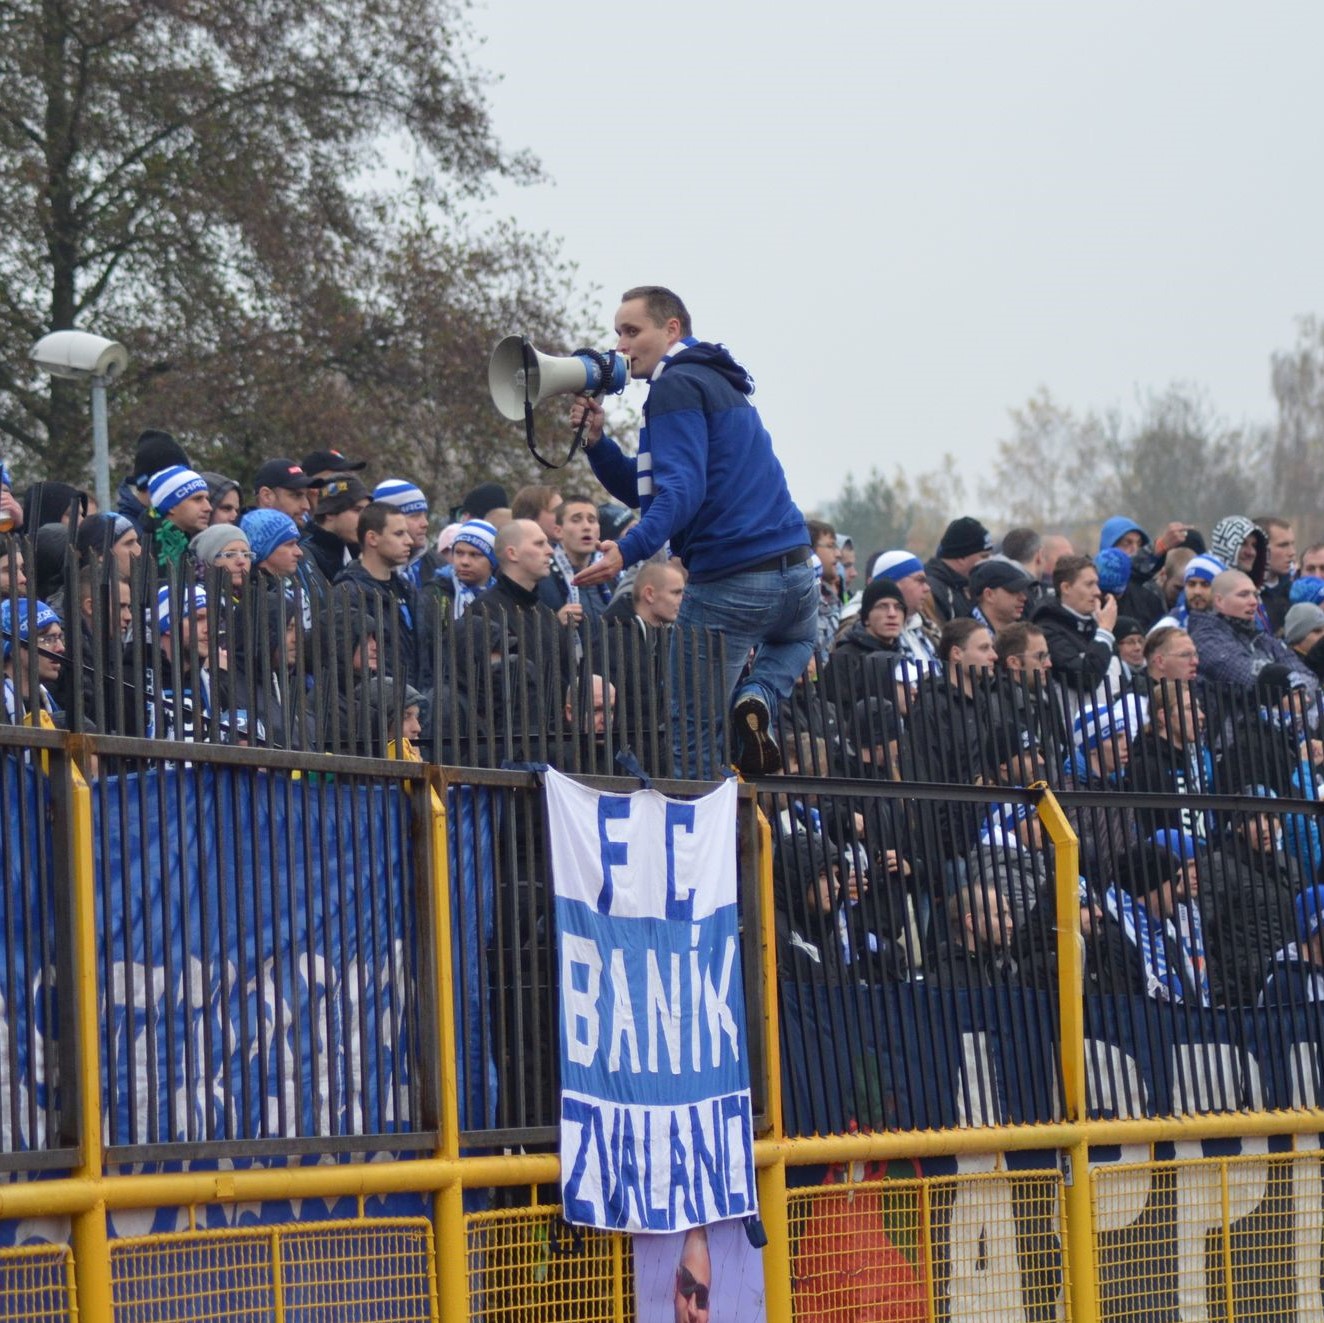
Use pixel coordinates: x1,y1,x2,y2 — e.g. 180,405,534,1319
3,429,1324,1011
776,510,1324,1014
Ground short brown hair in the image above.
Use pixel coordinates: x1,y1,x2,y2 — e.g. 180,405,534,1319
357,501,403,543
620,286,692,337
511,484,560,522
1052,554,1095,596
995,621,1045,666
939,617,986,662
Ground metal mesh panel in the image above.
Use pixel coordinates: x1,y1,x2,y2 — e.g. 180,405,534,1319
0,1245,75,1323
788,1168,1068,1322
465,1205,632,1322
1093,1152,1323,1323
110,1217,435,1322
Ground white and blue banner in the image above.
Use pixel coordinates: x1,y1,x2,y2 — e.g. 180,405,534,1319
545,769,758,1234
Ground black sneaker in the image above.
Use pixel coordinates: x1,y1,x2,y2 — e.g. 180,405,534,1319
732,694,782,777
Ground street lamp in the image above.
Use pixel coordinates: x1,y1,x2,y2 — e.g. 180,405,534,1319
30,330,129,510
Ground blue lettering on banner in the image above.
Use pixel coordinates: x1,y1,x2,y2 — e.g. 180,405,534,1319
560,1092,756,1232
664,802,696,921
546,769,755,1233
596,795,631,915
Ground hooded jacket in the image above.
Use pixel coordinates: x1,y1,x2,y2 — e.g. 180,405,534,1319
1099,516,1148,554
1210,516,1268,587
115,478,148,530
587,341,807,580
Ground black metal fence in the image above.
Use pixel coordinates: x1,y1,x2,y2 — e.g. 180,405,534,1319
3,536,1324,1169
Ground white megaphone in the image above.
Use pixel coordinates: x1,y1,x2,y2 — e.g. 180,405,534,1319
488,336,628,421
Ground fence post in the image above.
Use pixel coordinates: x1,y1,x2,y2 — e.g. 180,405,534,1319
427,767,468,1322
751,803,794,1323
62,739,114,1320
1035,784,1099,1323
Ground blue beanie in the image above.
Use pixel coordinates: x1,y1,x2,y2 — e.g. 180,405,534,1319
452,518,498,571
148,466,208,515
373,479,429,515
1150,829,1198,865
1,598,60,659
240,509,300,564
1094,547,1132,595
1290,576,1324,606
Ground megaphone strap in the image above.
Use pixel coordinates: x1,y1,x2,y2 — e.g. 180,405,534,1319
523,341,615,470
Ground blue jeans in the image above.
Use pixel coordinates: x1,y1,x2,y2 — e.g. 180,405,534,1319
673,560,818,776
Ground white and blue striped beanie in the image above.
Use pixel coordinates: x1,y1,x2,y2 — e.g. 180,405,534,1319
452,518,498,571
872,549,925,582
148,466,209,515
153,583,207,637
373,479,429,515
1183,554,1225,584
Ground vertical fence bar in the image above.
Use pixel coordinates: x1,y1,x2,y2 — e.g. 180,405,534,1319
1035,781,1098,1323
428,766,468,1323
752,801,793,1323
65,740,113,1320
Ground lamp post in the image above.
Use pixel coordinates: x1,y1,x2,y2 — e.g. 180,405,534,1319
29,330,129,510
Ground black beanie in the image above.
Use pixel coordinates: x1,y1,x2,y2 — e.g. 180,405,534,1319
937,516,993,560
133,429,189,488
1115,843,1182,899
861,575,907,618
461,482,509,519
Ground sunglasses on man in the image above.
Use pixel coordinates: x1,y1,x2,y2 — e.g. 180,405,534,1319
676,1264,709,1310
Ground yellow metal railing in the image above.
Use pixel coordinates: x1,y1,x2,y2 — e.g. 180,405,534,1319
5,761,1324,1323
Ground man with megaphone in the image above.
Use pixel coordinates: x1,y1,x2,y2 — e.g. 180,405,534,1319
569,285,815,778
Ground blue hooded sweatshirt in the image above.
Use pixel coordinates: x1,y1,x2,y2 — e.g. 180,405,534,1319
1099,515,1148,553
587,341,808,581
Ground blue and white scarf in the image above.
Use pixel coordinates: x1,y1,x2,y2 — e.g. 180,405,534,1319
552,545,612,608
648,335,701,383
452,574,494,620
1104,884,1210,1005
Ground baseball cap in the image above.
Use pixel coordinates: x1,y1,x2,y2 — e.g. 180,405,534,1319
300,449,366,475
253,459,324,492
316,476,370,516
969,559,1034,595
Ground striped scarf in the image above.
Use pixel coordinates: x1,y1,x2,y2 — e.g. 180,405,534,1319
1104,885,1210,1006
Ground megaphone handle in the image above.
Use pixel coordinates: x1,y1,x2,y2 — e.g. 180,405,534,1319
522,344,610,470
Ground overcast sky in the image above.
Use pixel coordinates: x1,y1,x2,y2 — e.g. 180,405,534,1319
473,1,1324,517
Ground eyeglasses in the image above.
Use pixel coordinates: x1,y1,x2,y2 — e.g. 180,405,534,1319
676,1266,709,1310
215,550,253,562
36,631,66,646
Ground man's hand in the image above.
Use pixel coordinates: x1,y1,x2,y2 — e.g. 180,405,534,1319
1154,521,1196,556
569,395,605,447
0,490,23,530
556,602,584,627
573,540,623,587
1096,592,1119,632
